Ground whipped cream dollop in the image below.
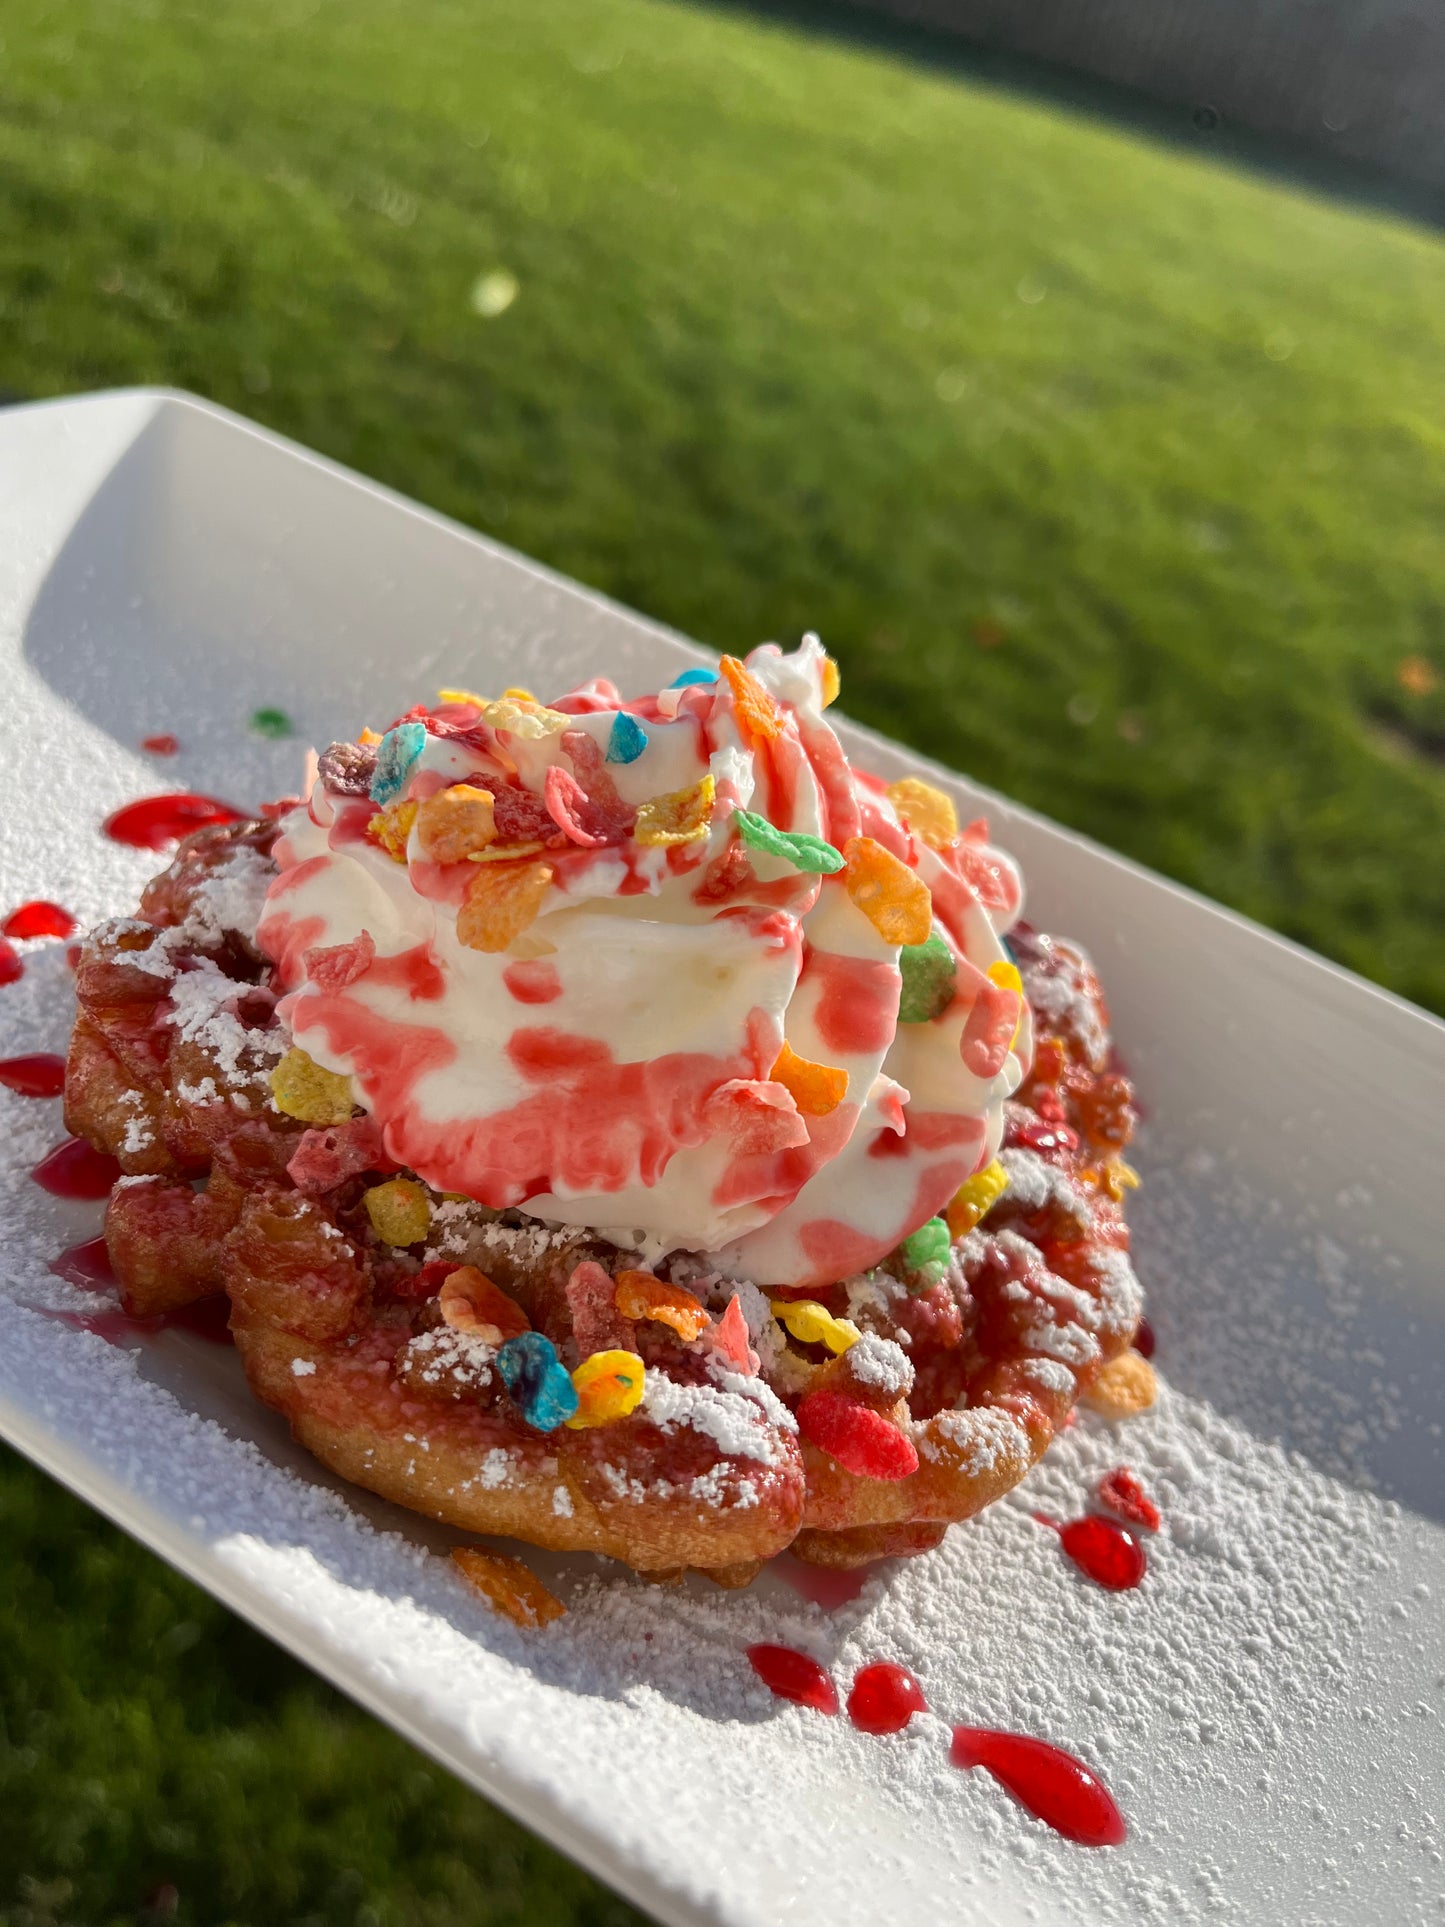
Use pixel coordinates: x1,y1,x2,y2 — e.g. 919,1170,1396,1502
257,639,1029,1288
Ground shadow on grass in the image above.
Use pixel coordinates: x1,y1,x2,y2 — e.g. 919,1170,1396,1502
691,0,1445,231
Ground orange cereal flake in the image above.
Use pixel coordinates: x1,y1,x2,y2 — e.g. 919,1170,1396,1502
634,774,715,847
451,1547,566,1628
367,798,418,863
720,655,785,741
613,1270,710,1341
769,1039,848,1116
439,1265,531,1343
886,777,958,851
1083,1350,1158,1420
456,859,554,952
842,836,933,947
415,784,496,863
357,726,383,747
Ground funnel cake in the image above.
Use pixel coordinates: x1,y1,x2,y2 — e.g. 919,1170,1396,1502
66,642,1146,1580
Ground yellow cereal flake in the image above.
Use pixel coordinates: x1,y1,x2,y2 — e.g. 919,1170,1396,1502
1083,1349,1158,1420
886,777,958,851
502,685,539,704
480,696,571,739
363,1177,432,1247
367,798,418,863
1081,1158,1141,1204
842,836,933,947
634,773,715,847
467,839,549,862
456,859,554,952
565,1348,647,1428
613,1270,710,1341
820,655,841,708
945,1158,1010,1237
451,1547,566,1628
771,1299,860,1354
770,1040,848,1116
415,784,497,863
270,1047,355,1126
437,687,486,708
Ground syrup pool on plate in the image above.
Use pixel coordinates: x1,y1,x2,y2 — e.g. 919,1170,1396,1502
31,1137,123,1200
103,793,246,851
0,1053,67,1097
2,900,76,940
1036,1512,1147,1591
949,1727,1127,1848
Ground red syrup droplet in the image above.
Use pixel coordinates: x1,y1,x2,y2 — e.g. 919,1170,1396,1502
0,939,22,987
31,1137,122,1200
950,1727,1127,1847
3,900,77,940
103,793,246,851
1134,1316,1156,1359
847,1662,928,1735
49,1234,115,1290
1037,1513,1147,1591
142,733,180,756
0,1052,67,1098
746,1644,839,1714
65,943,82,971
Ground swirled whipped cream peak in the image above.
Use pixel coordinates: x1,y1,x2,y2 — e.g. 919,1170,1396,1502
257,638,1030,1288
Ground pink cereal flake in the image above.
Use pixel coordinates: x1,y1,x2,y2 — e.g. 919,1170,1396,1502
303,929,377,992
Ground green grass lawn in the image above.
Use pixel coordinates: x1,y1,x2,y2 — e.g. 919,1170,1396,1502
2,0,1444,1920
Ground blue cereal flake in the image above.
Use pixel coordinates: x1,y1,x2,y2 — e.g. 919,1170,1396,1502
669,666,719,688
496,1332,580,1431
369,721,427,805
605,711,648,765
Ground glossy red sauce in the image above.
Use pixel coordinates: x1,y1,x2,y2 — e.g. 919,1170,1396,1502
846,1662,928,1735
746,1643,838,1714
950,1727,1126,1847
103,793,246,851
1134,1316,1156,1359
142,733,180,755
0,939,22,987
502,959,563,1005
31,1137,122,1200
49,1235,115,1290
50,1296,234,1346
1036,1512,1147,1591
0,1052,67,1097
3,900,77,940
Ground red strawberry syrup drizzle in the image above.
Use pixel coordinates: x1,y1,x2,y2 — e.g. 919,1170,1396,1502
31,1137,122,1199
1035,1512,1148,1591
3,901,77,940
45,1235,234,1345
0,940,21,987
103,794,246,851
142,733,180,755
748,1644,1126,1846
0,1053,67,1097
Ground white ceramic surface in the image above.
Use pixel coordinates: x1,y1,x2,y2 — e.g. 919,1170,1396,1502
0,391,1441,1927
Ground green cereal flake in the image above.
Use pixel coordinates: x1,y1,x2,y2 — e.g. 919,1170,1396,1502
250,706,294,739
898,931,956,1022
899,1215,951,1290
733,808,843,875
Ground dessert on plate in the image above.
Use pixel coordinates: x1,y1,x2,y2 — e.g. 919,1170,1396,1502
65,639,1147,1582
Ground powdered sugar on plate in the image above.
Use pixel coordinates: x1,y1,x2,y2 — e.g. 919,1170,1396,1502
2,391,1442,1927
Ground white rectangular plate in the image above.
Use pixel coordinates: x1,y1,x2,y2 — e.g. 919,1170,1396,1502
1,390,1441,1927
